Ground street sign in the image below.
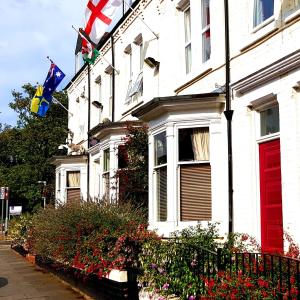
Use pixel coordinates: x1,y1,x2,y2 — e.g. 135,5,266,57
9,206,22,216
0,187,5,200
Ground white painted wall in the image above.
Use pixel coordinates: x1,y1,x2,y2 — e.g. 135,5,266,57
61,0,300,246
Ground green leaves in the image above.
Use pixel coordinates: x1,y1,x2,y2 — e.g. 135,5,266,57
0,83,68,211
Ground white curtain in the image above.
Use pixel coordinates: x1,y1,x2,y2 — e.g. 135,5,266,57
253,0,264,26
68,171,80,187
191,128,209,161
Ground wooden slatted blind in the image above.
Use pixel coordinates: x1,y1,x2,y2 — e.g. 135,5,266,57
180,163,211,221
157,166,167,221
67,188,81,204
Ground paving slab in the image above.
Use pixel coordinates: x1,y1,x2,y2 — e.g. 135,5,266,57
0,244,86,300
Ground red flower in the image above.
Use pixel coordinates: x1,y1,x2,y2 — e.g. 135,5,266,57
241,234,248,241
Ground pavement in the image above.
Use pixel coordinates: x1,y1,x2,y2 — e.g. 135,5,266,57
0,242,86,300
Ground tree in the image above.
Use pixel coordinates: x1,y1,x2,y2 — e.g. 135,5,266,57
0,83,68,211
116,123,148,212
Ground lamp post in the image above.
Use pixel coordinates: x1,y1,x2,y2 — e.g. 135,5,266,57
37,181,46,209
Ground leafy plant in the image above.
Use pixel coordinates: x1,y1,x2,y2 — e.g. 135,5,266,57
115,122,148,210
9,213,33,250
138,223,220,300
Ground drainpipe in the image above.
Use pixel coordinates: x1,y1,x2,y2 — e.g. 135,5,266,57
87,64,91,201
223,0,234,234
111,35,115,122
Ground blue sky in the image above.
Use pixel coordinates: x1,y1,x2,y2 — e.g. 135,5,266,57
0,0,87,126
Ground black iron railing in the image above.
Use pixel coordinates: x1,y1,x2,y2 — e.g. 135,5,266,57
179,243,300,299
140,240,300,299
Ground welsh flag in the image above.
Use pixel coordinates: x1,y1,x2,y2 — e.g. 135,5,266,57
84,0,123,45
79,28,100,64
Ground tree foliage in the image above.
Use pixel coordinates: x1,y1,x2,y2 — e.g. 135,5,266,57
0,83,68,211
116,123,149,212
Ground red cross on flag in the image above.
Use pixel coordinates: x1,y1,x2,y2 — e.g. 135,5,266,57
84,0,123,45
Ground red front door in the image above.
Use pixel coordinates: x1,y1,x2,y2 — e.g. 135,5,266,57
259,139,283,253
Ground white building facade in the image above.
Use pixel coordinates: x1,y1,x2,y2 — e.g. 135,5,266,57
53,0,300,252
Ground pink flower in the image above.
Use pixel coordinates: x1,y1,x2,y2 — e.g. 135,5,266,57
162,283,169,290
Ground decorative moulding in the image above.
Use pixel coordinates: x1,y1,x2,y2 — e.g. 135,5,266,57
176,0,190,11
232,49,300,95
248,93,277,111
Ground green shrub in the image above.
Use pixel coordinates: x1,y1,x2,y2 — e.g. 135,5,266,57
9,213,33,250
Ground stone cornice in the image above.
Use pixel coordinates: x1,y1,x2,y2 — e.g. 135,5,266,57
232,49,300,95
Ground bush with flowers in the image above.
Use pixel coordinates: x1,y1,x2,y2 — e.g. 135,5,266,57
138,225,300,300
138,223,220,300
17,201,159,279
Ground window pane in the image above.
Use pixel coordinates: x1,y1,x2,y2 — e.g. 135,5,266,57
202,0,210,27
179,128,209,161
103,173,110,200
103,149,110,171
184,8,191,43
156,166,167,222
58,172,61,190
67,171,80,187
154,132,167,166
184,7,192,74
202,29,211,62
118,145,128,169
185,44,192,74
260,105,279,136
253,0,274,27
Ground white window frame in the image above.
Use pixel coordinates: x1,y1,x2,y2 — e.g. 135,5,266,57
253,0,275,28
184,6,192,74
124,45,133,104
95,76,102,122
201,0,211,63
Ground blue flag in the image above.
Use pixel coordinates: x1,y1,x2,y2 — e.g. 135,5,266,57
31,63,65,117
42,63,65,101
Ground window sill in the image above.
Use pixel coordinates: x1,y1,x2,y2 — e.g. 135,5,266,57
240,18,278,53
121,100,144,118
178,160,210,165
284,9,300,24
252,16,275,34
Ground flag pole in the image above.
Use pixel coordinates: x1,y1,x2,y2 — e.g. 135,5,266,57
52,96,73,117
72,26,120,74
46,56,54,64
123,1,159,39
